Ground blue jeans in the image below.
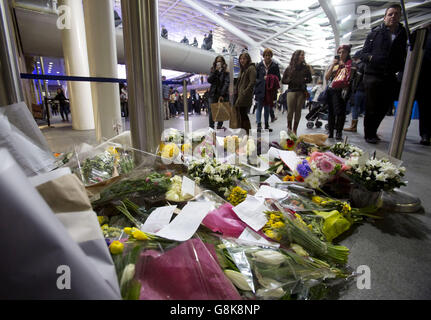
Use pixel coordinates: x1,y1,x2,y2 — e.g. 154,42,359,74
352,90,366,120
256,101,269,126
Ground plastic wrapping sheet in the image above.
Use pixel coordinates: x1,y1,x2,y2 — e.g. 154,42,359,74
220,238,349,300
0,102,56,176
135,238,242,300
0,149,121,299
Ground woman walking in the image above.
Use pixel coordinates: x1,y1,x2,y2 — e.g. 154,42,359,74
282,50,312,135
233,52,256,134
207,55,230,130
325,45,353,140
254,48,281,132
54,87,69,122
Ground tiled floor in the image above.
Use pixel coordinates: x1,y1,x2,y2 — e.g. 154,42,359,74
40,107,431,299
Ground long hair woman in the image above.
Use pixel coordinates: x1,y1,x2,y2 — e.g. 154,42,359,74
282,50,312,135
325,44,353,140
233,52,256,134
207,55,230,130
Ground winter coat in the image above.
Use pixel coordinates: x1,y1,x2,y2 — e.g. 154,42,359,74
360,22,407,77
254,61,281,104
282,63,312,92
234,64,257,108
207,69,230,101
264,74,280,107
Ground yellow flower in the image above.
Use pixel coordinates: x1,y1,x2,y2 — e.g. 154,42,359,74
101,224,109,229
307,224,313,231
97,216,107,225
132,229,149,241
283,175,295,182
107,146,118,155
109,241,124,255
161,143,179,159
270,214,277,221
273,222,285,229
342,203,352,214
312,196,323,204
124,227,132,235
265,230,275,239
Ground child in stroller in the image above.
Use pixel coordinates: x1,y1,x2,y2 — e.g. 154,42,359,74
305,102,329,130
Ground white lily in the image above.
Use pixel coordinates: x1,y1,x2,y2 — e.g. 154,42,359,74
224,270,253,291
252,250,286,266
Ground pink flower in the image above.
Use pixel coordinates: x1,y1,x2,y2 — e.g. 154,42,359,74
318,159,335,173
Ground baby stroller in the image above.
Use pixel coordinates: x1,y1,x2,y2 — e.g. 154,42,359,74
305,102,329,130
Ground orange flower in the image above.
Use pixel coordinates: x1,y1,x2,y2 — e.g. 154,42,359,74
295,176,305,182
283,175,295,182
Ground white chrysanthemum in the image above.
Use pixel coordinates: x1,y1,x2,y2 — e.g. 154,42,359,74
375,172,387,182
280,130,288,140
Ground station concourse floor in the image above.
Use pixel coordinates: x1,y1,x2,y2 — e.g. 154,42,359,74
40,107,431,300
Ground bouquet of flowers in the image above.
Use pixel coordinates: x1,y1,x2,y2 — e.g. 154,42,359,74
188,158,244,197
218,239,351,300
262,210,350,265
330,142,363,159
345,157,406,192
80,146,135,185
162,128,183,143
279,130,297,151
295,152,346,190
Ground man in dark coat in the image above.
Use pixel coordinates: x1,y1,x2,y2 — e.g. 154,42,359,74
361,4,407,144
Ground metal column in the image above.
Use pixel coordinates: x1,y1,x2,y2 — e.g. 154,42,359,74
121,0,163,155
389,28,428,159
0,0,24,106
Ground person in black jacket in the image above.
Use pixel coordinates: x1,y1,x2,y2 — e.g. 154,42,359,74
254,48,281,132
415,24,431,146
360,4,407,144
54,87,69,122
207,55,230,129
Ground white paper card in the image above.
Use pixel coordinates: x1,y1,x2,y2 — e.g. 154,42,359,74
264,174,282,187
181,176,196,197
238,227,280,248
140,206,176,234
233,195,268,232
278,150,301,171
156,202,214,241
255,185,288,200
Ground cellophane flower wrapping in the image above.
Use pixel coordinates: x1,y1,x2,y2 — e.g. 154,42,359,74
219,239,353,300
135,238,242,300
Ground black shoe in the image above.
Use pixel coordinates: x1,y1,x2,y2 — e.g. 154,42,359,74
420,136,430,146
265,124,273,133
365,137,378,144
336,131,343,140
328,131,334,139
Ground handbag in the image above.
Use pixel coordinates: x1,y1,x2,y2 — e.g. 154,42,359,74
211,97,231,122
331,65,351,89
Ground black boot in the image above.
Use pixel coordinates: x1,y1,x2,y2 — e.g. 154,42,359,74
336,131,342,140
257,123,262,132
265,123,273,133
328,129,334,139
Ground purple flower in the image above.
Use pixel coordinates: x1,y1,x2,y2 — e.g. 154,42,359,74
296,160,312,178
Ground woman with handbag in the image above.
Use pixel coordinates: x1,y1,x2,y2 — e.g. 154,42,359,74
325,44,353,140
282,50,312,135
207,55,230,130
233,52,257,135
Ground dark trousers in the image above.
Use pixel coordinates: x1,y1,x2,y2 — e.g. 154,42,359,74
363,74,396,139
59,104,69,121
121,102,129,118
238,106,251,134
327,88,347,133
